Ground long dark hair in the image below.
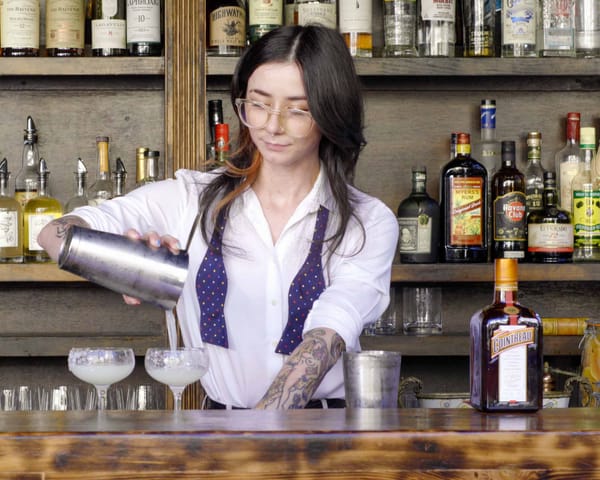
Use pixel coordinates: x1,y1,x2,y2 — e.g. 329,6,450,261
198,25,367,254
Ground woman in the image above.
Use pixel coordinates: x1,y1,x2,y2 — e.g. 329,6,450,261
39,25,399,409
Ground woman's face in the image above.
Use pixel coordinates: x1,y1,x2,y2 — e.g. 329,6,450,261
244,62,322,170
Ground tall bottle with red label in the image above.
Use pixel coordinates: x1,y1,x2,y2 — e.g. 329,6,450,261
491,140,526,260
470,258,543,412
440,132,488,262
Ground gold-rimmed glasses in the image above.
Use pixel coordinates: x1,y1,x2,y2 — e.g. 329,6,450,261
235,98,314,138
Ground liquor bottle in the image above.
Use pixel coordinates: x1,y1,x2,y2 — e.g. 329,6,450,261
470,258,543,412
127,0,162,56
248,0,283,44
417,0,456,57
0,158,23,263
524,132,545,213
64,158,89,213
88,136,114,206
214,123,230,167
284,0,337,28
14,116,40,209
555,112,581,212
91,0,127,56
383,0,418,57
572,126,600,261
113,157,127,197
339,0,373,57
206,0,246,56
46,0,85,57
575,0,600,57
397,166,440,263
144,150,160,182
476,99,501,177
135,146,149,186
501,0,539,56
527,171,574,263
539,0,576,57
23,158,63,263
206,99,224,164
440,132,488,262
491,140,526,260
0,0,40,57
462,0,495,56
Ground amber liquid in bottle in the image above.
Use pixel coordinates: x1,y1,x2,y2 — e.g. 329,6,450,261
470,258,543,412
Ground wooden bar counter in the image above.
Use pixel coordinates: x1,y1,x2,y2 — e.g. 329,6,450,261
1,408,600,479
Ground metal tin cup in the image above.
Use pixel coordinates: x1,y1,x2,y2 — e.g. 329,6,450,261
58,225,189,310
343,350,402,408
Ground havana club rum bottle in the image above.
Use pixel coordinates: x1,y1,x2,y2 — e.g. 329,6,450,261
470,258,543,412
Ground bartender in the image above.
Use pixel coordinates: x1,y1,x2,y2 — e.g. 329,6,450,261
38,25,398,410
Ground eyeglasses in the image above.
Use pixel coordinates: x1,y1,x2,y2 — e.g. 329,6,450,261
235,98,314,138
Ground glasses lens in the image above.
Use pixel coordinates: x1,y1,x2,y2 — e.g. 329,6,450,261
236,100,313,138
239,101,268,129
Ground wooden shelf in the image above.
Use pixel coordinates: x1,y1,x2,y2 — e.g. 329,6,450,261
0,57,164,76
361,334,582,356
391,263,600,283
207,56,600,77
0,264,84,282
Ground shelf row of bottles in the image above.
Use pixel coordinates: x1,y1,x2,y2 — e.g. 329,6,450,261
0,0,162,57
208,0,600,58
0,117,161,264
397,102,600,264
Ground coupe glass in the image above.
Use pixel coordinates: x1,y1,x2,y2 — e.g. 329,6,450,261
144,347,209,411
68,347,135,410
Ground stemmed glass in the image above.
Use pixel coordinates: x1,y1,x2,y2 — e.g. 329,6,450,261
144,347,209,411
68,347,135,410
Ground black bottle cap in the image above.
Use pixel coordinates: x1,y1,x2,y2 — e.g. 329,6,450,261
501,140,515,155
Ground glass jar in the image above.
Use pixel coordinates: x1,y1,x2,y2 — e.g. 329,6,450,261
580,320,600,397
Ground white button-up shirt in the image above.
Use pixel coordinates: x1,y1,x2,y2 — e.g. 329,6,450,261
73,168,399,408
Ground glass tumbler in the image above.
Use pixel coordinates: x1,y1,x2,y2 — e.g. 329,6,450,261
402,286,442,335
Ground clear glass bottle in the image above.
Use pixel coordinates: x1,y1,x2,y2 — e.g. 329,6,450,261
88,136,114,206
113,157,127,197
248,0,283,44
470,258,543,412
46,0,85,57
91,0,127,56
397,166,440,263
527,171,574,263
502,0,539,56
0,158,23,263
572,126,600,261
383,0,418,57
555,112,581,212
206,0,247,56
580,320,600,397
23,158,63,263
14,116,40,209
476,99,501,178
127,0,162,56
0,0,40,57
524,131,546,214
539,0,576,56
418,0,456,56
284,0,337,27
462,0,496,56
575,0,600,57
339,0,373,57
64,158,89,213
491,140,527,260
440,132,488,262
144,150,160,182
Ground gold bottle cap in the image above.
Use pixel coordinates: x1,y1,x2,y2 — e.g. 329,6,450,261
495,258,518,287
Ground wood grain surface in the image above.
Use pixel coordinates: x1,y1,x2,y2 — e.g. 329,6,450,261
1,409,600,479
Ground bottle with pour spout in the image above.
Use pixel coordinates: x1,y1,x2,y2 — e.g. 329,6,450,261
14,116,40,209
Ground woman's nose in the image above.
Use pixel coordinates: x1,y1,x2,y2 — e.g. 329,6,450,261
264,110,284,134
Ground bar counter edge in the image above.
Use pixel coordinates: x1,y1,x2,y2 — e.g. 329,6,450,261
1,408,599,479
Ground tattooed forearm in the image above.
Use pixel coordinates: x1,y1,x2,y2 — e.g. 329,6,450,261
53,216,90,240
37,215,90,262
255,327,345,409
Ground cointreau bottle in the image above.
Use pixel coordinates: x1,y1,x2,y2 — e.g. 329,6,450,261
470,258,543,412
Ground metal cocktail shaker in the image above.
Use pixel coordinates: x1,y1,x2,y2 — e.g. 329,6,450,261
58,226,189,310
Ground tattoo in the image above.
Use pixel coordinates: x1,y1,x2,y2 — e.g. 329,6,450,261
53,216,89,240
256,328,346,409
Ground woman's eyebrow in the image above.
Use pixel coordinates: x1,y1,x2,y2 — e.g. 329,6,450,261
247,88,307,102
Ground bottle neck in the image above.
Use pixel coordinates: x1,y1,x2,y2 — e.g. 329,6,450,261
75,173,87,196
566,119,580,144
543,186,558,208
494,284,518,305
97,142,110,178
0,175,9,196
22,142,39,169
456,143,471,157
412,171,427,194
